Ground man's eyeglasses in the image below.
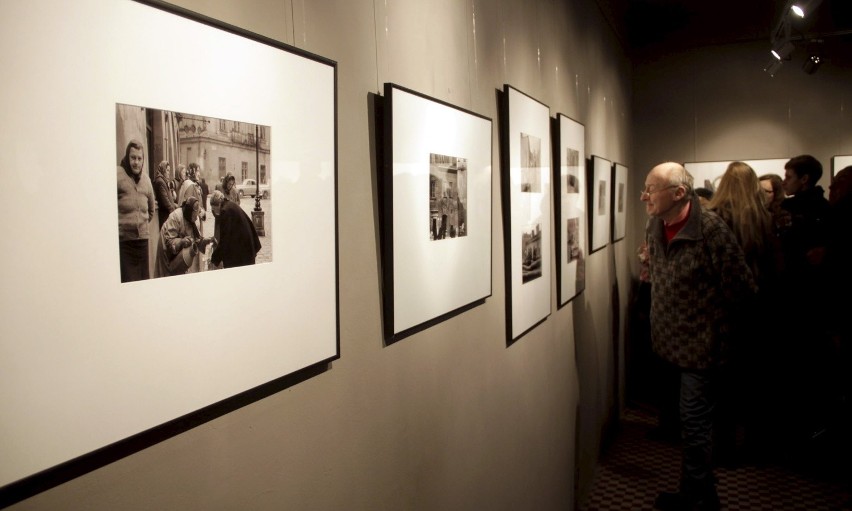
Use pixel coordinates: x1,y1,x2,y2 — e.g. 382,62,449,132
640,185,678,199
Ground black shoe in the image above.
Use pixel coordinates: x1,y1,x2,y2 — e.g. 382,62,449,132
654,491,720,511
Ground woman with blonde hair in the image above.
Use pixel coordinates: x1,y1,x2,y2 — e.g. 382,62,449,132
707,161,780,465
708,162,776,283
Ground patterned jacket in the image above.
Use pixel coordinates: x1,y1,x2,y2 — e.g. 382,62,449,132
646,197,757,370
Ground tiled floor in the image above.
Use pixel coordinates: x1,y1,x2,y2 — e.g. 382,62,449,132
580,407,851,510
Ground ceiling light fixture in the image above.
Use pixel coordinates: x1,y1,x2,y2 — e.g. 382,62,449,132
802,54,822,74
771,40,795,60
790,0,823,19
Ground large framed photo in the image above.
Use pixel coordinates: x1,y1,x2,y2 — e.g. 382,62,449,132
685,158,788,192
553,114,586,307
0,0,338,500
833,155,852,177
611,163,628,243
382,83,492,342
501,85,552,344
589,155,612,253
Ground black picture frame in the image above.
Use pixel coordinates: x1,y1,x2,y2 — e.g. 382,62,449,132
553,114,587,307
611,162,627,243
0,1,339,505
500,85,552,344
381,83,493,343
589,155,612,253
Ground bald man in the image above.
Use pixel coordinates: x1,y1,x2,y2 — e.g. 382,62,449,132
642,162,756,511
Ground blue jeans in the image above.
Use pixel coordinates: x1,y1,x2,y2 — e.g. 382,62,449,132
679,370,717,497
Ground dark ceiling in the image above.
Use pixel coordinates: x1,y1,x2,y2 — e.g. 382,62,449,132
596,0,852,61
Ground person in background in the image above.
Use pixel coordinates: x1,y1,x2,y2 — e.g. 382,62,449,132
153,160,177,229
694,187,714,208
199,176,209,211
705,161,778,466
759,173,787,230
642,162,756,511
117,139,155,283
819,166,852,457
222,172,241,204
209,190,261,269
777,154,833,446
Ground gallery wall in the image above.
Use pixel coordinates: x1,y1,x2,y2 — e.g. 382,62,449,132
4,0,632,510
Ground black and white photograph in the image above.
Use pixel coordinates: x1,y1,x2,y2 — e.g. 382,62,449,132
598,180,607,215
522,222,543,283
383,83,492,342
116,104,271,283
617,183,625,212
521,133,542,192
429,153,468,240
566,148,580,193
554,114,586,306
567,217,581,262
685,158,787,193
501,84,551,343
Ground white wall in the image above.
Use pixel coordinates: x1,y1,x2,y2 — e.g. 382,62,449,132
6,0,631,509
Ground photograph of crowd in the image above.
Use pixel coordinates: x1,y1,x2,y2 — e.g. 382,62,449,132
116,103,272,283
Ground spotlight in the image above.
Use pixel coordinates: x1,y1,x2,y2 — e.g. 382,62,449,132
790,0,823,19
802,54,822,74
764,58,783,77
771,40,795,61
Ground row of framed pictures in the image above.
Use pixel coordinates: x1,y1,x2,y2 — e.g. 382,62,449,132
382,83,628,345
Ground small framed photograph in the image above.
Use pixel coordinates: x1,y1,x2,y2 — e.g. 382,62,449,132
611,162,627,243
382,83,493,342
500,85,552,344
553,114,586,307
589,155,612,252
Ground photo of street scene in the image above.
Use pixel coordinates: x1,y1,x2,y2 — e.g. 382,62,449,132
116,103,272,283
429,153,468,240
522,222,543,283
567,217,581,262
565,148,580,194
567,217,586,288
520,132,541,192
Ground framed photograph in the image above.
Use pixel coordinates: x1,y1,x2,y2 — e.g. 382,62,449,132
589,155,612,253
0,0,338,500
685,158,788,193
832,155,852,177
382,83,492,342
611,163,628,243
553,114,586,307
500,85,552,344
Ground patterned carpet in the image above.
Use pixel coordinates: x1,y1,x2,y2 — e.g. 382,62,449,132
580,407,851,510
